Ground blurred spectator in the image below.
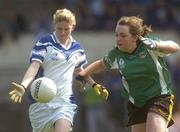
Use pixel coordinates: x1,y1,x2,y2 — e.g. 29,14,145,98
30,8,52,41
146,0,171,29
88,0,106,29
16,13,27,33
4,7,20,41
0,0,180,33
1,4,27,43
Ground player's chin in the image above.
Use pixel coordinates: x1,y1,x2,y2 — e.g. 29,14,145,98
117,45,129,53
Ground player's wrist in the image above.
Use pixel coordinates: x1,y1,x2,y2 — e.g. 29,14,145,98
92,83,97,88
20,83,26,89
153,41,158,49
154,41,160,50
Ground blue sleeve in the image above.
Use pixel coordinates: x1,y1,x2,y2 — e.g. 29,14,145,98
72,42,88,68
75,51,88,68
30,36,49,63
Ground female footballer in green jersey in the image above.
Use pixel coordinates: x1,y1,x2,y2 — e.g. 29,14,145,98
79,16,180,132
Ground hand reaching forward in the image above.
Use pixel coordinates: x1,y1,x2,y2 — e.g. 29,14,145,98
92,83,109,100
9,82,25,103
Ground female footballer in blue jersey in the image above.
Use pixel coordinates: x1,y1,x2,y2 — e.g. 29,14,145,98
79,16,180,132
9,8,108,132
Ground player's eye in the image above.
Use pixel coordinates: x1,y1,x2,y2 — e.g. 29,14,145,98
65,28,70,31
57,28,62,31
121,35,127,38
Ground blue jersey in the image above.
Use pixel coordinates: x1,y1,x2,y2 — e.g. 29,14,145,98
29,32,87,104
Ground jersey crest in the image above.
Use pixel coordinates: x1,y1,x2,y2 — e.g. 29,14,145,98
118,58,125,69
50,50,66,61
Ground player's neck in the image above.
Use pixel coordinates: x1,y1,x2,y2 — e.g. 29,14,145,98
59,38,71,48
59,38,71,47
55,32,71,48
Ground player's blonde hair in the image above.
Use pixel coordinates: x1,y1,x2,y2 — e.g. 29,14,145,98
117,16,152,37
53,8,76,26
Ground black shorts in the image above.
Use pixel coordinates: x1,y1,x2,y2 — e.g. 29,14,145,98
127,94,174,127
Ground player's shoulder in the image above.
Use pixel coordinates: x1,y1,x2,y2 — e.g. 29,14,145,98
71,37,84,50
34,34,55,48
71,37,81,45
34,34,54,49
38,34,54,43
105,46,119,58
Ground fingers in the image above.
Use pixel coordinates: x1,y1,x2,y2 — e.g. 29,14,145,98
12,82,20,87
94,87,101,95
9,90,22,103
14,96,21,103
10,94,16,101
14,95,19,103
102,89,109,100
10,93,21,103
93,83,101,95
101,86,109,99
92,83,109,99
139,37,156,49
18,97,22,103
9,90,16,95
9,82,24,103
10,94,18,103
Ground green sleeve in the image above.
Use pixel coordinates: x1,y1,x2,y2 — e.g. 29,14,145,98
102,47,117,69
102,54,113,69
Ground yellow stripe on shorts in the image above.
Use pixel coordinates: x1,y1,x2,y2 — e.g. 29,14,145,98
166,94,174,127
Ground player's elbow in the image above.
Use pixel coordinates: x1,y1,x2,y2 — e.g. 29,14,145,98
171,41,180,53
162,40,180,53
174,43,180,52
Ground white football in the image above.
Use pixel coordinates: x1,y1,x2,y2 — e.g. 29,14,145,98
31,77,57,103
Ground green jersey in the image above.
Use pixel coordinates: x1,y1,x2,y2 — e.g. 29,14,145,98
103,37,174,107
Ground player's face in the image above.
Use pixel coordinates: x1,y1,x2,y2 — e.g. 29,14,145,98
115,25,137,53
54,21,74,43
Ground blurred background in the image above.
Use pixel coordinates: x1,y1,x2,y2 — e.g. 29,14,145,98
0,0,180,132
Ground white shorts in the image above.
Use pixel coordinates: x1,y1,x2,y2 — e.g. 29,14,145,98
29,98,77,132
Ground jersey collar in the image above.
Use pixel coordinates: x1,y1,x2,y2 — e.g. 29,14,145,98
52,32,76,50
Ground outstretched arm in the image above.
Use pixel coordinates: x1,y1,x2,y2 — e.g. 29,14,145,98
139,36,180,54
79,59,107,77
21,61,41,88
76,60,109,99
9,61,40,103
156,40,180,54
